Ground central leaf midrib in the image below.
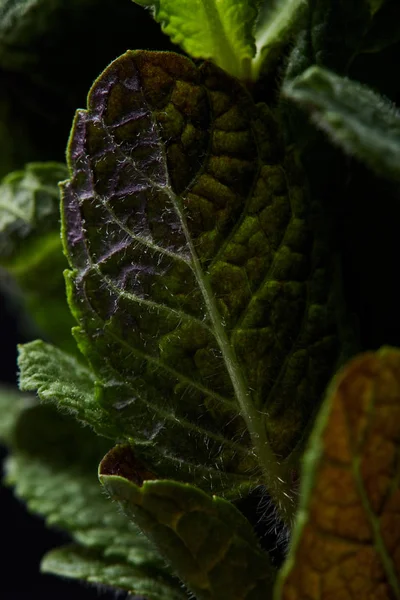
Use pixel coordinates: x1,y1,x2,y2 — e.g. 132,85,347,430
200,0,239,76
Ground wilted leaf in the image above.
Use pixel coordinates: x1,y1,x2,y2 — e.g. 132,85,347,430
275,347,400,599
0,162,75,350
132,0,260,79
55,49,340,521
100,444,276,600
284,66,400,183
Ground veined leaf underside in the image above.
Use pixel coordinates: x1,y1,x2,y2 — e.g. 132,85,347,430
62,50,338,504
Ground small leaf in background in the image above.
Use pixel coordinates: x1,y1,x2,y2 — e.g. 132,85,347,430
0,162,75,351
58,49,340,521
100,444,276,600
131,0,260,80
2,397,184,595
17,340,117,438
275,347,400,600
284,66,400,183
41,544,187,600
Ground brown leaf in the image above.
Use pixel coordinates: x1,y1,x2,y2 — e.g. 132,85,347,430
275,347,400,600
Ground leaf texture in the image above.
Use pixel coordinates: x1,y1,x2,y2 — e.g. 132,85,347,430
61,50,339,518
132,0,260,79
0,162,75,350
275,348,400,600
18,340,115,437
100,444,275,600
284,66,400,183
41,544,187,600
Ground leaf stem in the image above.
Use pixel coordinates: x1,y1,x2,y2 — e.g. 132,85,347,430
171,191,297,526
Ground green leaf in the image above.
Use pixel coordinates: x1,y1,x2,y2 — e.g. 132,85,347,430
0,162,75,351
3,400,184,594
42,544,187,600
284,66,400,183
17,340,116,438
131,0,260,80
252,0,304,80
274,347,400,600
59,49,340,522
100,444,276,600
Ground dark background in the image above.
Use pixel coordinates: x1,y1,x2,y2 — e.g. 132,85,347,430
1,1,400,598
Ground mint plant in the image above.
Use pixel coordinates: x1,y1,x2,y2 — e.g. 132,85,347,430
1,1,400,599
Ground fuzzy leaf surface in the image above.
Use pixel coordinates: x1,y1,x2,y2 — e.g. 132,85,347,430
131,0,260,79
275,348,400,600
100,444,275,600
41,544,187,600
61,49,339,518
17,340,116,437
0,162,75,350
284,66,400,183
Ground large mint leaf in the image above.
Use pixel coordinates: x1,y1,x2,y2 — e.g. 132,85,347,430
0,162,75,351
284,66,400,183
60,50,339,521
132,0,260,80
274,347,400,600
41,544,187,600
100,444,275,600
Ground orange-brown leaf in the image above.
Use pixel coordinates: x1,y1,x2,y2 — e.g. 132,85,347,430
275,347,400,600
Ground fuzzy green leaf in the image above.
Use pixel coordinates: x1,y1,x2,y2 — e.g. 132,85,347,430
58,49,340,522
17,340,117,437
42,544,187,600
100,444,275,600
275,348,400,599
284,66,400,183
131,0,260,79
0,162,75,351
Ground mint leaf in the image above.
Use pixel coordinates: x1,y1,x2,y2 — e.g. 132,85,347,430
59,49,340,523
42,544,187,600
284,66,400,183
100,444,275,600
0,162,75,351
3,400,185,594
275,347,400,600
18,340,116,438
132,0,260,79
